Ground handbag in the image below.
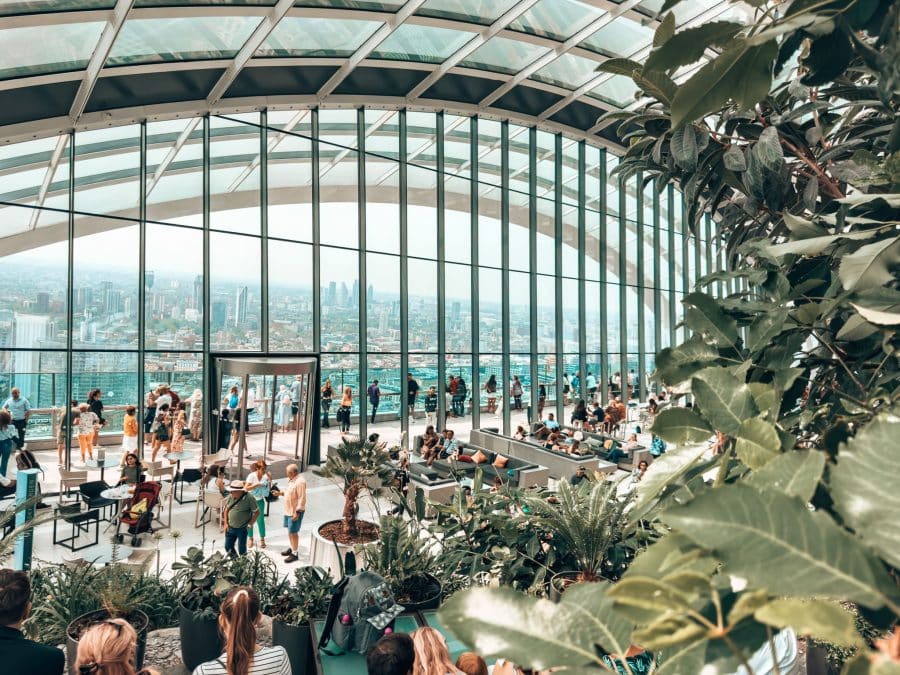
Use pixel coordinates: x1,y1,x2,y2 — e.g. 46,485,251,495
181,426,191,436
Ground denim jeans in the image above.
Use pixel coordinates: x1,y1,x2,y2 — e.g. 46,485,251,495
224,525,248,557
12,419,26,449
0,439,12,477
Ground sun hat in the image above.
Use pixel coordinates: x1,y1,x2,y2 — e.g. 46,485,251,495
229,480,245,491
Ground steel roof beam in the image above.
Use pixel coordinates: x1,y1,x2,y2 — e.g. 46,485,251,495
27,134,69,231
316,0,429,101
69,0,134,124
207,0,295,105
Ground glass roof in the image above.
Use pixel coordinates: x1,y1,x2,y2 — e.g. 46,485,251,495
108,17,261,65
370,23,474,63
508,0,604,42
460,36,550,76
258,17,381,58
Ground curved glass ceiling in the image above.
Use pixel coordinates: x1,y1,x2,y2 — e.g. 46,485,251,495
0,0,748,144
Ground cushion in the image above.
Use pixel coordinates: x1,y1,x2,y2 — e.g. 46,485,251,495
472,450,488,464
492,455,509,468
457,454,473,463
603,439,615,450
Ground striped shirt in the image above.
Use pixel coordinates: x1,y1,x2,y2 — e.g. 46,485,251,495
193,646,291,675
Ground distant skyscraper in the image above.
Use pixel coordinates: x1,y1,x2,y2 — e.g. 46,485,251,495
193,275,203,311
327,281,337,306
35,292,50,313
451,301,461,324
12,316,49,402
351,279,359,308
234,287,248,327
338,282,349,307
367,283,375,304
211,301,227,330
76,287,93,311
144,271,155,291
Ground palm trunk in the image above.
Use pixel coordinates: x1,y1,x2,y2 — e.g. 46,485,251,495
342,481,361,536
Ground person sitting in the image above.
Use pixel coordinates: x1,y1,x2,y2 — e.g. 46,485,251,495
0,569,65,675
489,476,503,493
631,460,649,484
420,426,440,463
543,430,563,450
570,400,588,427
118,452,143,486
75,617,159,675
647,398,658,416
411,626,461,675
434,430,458,463
623,433,640,452
193,587,290,675
570,466,588,486
534,413,560,440
599,439,627,464
367,633,415,675
456,652,488,675
513,425,527,441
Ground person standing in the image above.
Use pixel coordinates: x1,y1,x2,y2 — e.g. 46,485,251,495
423,386,437,429
280,463,307,563
367,379,381,424
87,388,106,448
275,385,292,433
321,379,333,429
0,569,66,675
455,376,467,417
171,402,187,453
188,389,203,442
223,480,258,558
562,373,570,406
537,384,547,419
406,373,419,421
76,403,98,463
2,388,31,451
144,387,159,441
585,372,598,402
121,405,139,456
289,375,302,430
510,376,523,410
244,460,271,550
56,399,78,466
0,413,14,477
339,386,353,434
484,374,497,415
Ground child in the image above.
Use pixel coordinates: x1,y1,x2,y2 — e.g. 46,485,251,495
151,404,172,462
171,402,187,453
76,403,98,463
121,405,138,458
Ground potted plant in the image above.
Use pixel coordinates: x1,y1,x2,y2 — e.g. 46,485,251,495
521,480,635,601
64,565,151,674
363,515,443,612
267,566,332,675
313,436,395,574
172,547,237,671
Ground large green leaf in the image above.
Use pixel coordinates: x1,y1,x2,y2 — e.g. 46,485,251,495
723,145,747,171
755,598,858,647
734,417,781,469
671,124,698,171
654,334,720,385
661,484,898,610
746,450,825,502
761,230,878,258
651,407,714,444
839,235,900,292
653,11,675,47
746,308,788,353
644,21,744,74
691,367,759,436
654,639,708,675
682,292,739,348
438,585,630,670
595,57,644,77
830,412,900,569
670,39,777,128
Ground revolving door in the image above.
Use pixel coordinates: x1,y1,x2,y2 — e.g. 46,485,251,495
209,356,319,475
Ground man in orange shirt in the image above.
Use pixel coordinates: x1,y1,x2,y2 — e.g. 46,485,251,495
280,463,307,563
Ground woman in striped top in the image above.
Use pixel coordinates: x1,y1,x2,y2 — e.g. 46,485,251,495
193,587,290,675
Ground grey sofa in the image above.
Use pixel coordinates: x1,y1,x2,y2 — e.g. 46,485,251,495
563,427,652,471
469,429,614,480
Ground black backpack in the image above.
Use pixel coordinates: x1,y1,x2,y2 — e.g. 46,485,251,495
319,554,404,655
16,449,41,472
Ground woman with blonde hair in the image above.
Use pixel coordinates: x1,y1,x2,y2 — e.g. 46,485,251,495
75,618,159,675
411,626,461,675
188,389,203,441
193,586,290,675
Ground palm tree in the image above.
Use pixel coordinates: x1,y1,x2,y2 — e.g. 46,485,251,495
315,436,395,537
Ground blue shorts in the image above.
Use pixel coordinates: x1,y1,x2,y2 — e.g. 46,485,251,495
283,513,304,533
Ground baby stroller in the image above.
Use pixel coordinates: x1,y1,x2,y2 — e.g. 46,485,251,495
115,481,161,547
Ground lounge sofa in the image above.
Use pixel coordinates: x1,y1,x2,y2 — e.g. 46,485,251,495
469,429,613,480
563,427,652,471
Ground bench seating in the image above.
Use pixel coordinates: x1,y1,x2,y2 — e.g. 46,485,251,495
563,427,652,470
470,429,612,480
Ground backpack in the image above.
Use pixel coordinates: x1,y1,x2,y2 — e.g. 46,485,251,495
319,568,404,655
16,449,41,472
650,435,667,457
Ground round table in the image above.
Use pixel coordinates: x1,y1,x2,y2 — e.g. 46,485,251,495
100,485,134,501
84,456,121,482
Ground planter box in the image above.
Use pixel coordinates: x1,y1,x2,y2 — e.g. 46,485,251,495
179,603,224,672
272,620,315,675
310,520,377,581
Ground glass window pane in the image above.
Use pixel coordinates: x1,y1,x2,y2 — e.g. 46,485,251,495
562,278,579,352
536,275,555,353
586,280,601,353
509,0,604,41
145,223,203,350
74,125,140,219
581,16,654,57
588,74,640,107
0,22,105,79
258,17,380,57
445,175,471,265
320,111,359,248
269,240,313,351
478,184,501,269
320,246,359,352
479,267,501,353
445,354,472,435
532,52,604,90
408,165,437,260
418,0,519,24
509,270,530,353
366,252,400,352
460,37,549,75
267,110,313,242
371,24,474,63
108,16,260,65
146,118,203,226
72,350,138,435
408,258,437,352
210,232,261,351
445,264,471,353
366,110,399,255
210,114,261,235
321,353,359,435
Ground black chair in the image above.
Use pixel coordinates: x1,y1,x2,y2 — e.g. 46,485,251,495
175,468,203,504
53,504,99,552
79,480,117,521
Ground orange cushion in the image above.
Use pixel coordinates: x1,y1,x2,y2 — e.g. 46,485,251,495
492,455,509,468
472,449,488,464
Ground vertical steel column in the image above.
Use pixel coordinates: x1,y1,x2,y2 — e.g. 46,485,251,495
666,186,676,355
260,110,269,353
553,134,564,423
357,108,368,438
64,133,75,471
312,109,321,355
636,172,646,402
469,117,480,430
598,149,609,406
202,117,212,456
652,182,662,377
681,194,690,343
528,128,538,425
399,110,409,440
500,122,511,436
436,113,447,431
617,177,627,401
577,142,587,410
137,122,147,455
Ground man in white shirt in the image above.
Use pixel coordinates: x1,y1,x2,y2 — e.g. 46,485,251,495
280,463,307,563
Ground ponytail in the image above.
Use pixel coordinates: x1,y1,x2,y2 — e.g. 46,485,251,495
220,586,259,675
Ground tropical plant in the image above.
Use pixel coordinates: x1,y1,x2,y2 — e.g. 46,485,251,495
228,550,283,607
266,566,332,627
523,480,639,586
362,515,441,605
172,546,240,620
315,436,395,537
439,0,900,671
